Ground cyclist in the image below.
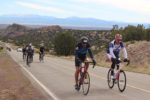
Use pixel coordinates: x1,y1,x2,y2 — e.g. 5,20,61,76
75,36,96,90
26,43,34,62
107,34,128,79
22,46,27,60
39,43,45,61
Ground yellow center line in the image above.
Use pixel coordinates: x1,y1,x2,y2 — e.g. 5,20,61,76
50,59,150,94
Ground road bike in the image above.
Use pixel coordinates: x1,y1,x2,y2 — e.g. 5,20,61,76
39,52,44,62
77,61,95,95
23,52,26,61
26,53,33,66
107,59,130,92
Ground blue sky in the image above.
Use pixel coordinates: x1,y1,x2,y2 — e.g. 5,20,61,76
0,0,150,23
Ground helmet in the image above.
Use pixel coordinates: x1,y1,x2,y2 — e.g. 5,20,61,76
115,34,122,41
81,36,88,44
40,43,44,47
29,43,32,47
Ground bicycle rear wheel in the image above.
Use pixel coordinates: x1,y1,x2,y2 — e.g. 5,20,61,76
117,70,126,92
107,69,114,89
82,72,90,95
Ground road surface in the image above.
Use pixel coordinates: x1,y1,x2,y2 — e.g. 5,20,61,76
8,49,150,100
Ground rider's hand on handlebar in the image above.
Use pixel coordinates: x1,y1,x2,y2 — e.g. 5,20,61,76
123,58,128,62
92,59,96,67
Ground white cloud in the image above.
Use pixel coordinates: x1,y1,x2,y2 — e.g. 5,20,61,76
33,0,97,13
17,1,66,13
71,0,150,14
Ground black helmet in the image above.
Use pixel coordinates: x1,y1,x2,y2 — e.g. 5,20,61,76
81,36,88,44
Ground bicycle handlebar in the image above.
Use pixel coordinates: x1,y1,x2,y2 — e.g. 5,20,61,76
117,59,130,66
84,61,95,68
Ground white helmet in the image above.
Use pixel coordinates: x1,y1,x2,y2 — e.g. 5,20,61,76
29,43,32,47
40,43,44,47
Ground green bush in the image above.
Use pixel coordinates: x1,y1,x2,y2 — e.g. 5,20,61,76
54,32,77,56
112,24,147,42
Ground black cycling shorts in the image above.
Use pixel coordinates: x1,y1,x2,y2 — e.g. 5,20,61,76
75,57,86,67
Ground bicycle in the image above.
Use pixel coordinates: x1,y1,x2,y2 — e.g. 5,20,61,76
23,52,26,61
39,52,44,62
77,61,95,95
107,59,130,92
26,53,33,66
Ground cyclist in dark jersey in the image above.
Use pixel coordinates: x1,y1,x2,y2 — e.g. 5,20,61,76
74,36,96,90
22,46,27,60
26,44,34,62
39,43,45,60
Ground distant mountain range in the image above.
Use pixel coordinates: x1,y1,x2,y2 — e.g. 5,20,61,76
0,15,149,30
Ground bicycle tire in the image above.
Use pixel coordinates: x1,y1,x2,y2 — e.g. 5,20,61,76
107,69,114,89
117,70,126,92
82,72,90,95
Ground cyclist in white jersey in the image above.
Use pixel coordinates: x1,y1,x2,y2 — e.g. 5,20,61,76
107,34,129,79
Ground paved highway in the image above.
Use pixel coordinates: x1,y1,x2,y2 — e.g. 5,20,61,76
9,49,150,100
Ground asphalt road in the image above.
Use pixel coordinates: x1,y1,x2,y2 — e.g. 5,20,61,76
8,49,150,100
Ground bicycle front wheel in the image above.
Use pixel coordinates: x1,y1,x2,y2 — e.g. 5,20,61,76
107,69,114,89
117,70,126,92
82,72,90,95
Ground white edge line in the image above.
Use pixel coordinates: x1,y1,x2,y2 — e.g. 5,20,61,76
9,52,60,100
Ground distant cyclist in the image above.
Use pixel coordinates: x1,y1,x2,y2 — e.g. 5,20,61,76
107,34,129,79
26,43,34,62
22,46,27,60
39,43,45,61
74,36,96,90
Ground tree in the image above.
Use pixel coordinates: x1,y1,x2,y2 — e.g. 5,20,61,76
54,32,77,56
112,25,119,31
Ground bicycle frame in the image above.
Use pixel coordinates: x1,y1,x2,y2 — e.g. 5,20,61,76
40,53,44,58
114,59,129,80
27,54,32,65
79,63,89,84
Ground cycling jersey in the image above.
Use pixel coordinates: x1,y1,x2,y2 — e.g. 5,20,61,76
26,47,34,55
75,43,94,66
107,40,127,59
22,48,26,53
40,47,45,53
75,43,94,60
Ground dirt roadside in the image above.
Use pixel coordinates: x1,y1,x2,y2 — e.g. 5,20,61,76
0,51,49,100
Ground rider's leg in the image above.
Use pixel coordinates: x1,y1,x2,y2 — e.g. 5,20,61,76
75,58,81,89
75,59,81,84
75,67,80,84
107,54,115,76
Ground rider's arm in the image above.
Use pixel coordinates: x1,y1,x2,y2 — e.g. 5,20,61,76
109,43,116,59
121,42,127,58
88,47,94,58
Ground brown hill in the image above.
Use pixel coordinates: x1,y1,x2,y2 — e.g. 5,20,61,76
0,23,31,38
